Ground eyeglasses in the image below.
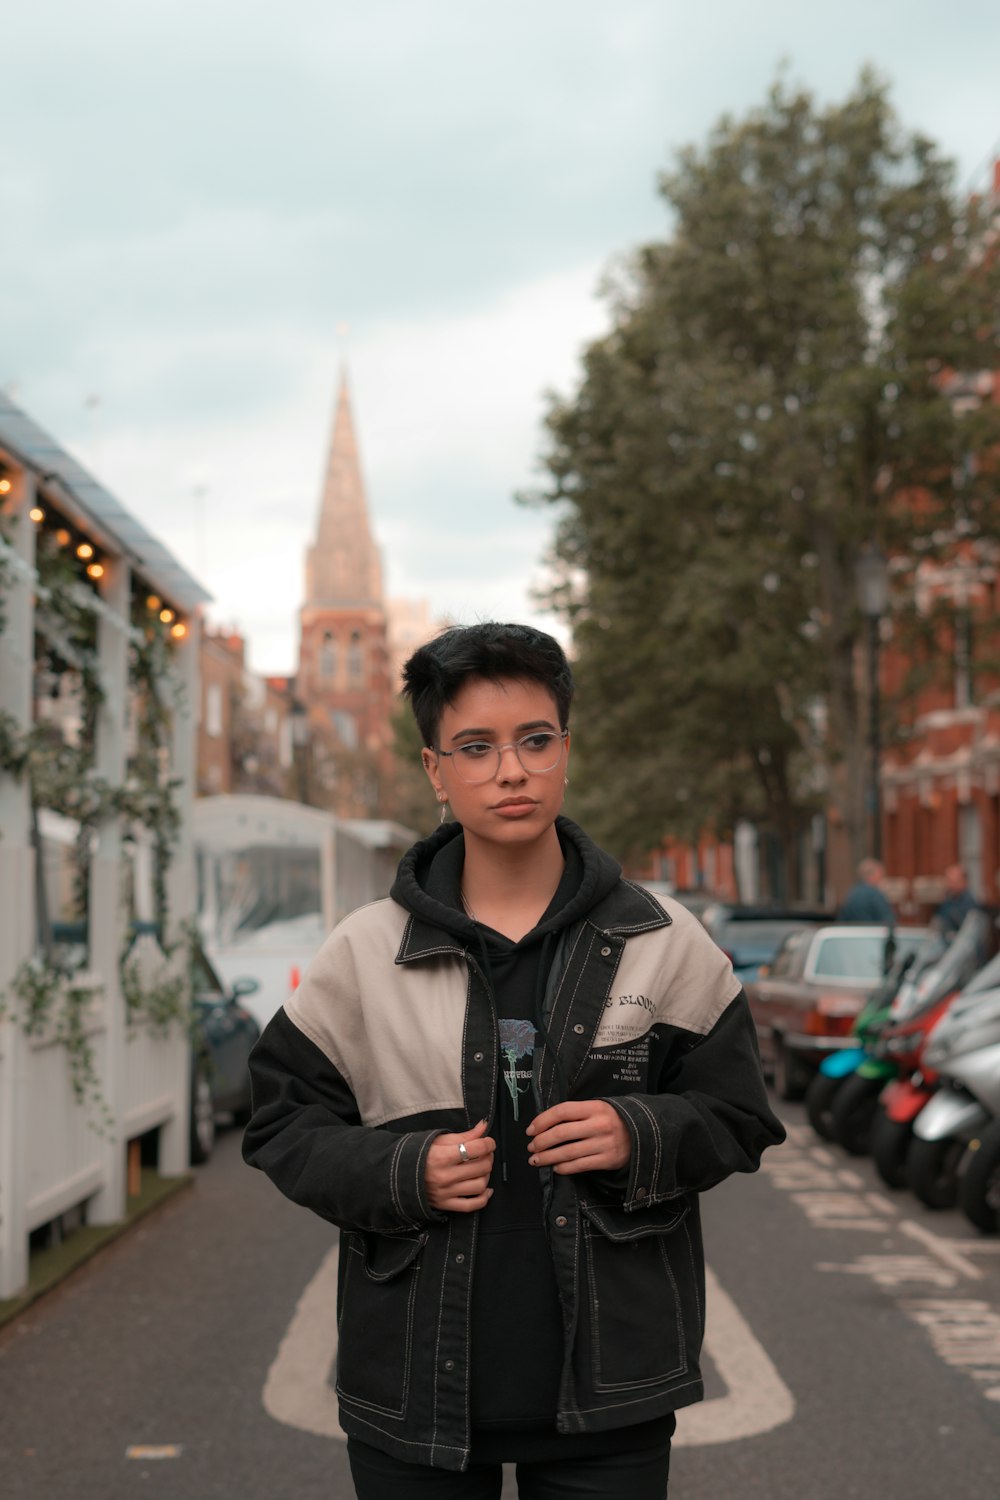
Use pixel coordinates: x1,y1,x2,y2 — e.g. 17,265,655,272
435,730,568,785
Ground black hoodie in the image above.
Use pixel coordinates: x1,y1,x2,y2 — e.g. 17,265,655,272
390,817,671,1460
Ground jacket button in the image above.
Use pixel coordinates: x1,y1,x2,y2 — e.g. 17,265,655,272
455,1253,465,1264
601,946,612,957
443,1359,455,1371
473,1051,484,1062
554,1215,568,1228
573,1024,585,1035
635,1187,648,1200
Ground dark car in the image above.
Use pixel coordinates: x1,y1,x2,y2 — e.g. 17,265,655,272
189,943,261,1164
746,924,929,1100
700,903,832,987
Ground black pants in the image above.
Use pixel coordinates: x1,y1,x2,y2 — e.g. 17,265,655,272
346,1436,672,1500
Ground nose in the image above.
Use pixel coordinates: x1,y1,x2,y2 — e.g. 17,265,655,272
495,742,526,781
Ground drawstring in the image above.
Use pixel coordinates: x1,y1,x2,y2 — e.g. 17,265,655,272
469,925,569,1186
469,926,510,1182
532,930,571,1105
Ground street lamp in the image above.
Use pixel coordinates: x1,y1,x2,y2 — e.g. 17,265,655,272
856,543,889,861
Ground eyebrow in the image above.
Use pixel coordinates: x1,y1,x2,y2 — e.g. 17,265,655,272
449,719,558,743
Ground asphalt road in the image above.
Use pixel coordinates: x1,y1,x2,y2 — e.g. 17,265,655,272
2,1100,1000,1499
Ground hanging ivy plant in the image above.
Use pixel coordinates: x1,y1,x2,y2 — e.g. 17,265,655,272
120,923,193,1041
0,529,190,1117
0,955,114,1137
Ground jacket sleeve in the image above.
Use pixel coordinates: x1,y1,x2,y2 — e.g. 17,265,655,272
242,1007,444,1235
603,988,785,1212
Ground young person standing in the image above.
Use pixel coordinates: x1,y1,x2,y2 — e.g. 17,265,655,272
243,622,784,1499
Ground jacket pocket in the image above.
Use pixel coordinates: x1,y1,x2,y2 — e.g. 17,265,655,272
580,1199,693,1393
336,1230,427,1418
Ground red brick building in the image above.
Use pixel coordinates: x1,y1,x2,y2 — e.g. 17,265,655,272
295,375,394,817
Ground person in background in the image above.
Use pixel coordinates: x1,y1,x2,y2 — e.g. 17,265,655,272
242,621,785,1500
838,858,894,923
935,863,978,935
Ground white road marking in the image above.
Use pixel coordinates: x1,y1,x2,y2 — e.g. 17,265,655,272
673,1267,794,1446
899,1219,985,1281
262,1251,794,1447
771,1135,1000,1402
262,1243,344,1440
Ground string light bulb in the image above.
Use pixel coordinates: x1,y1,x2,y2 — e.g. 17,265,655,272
29,506,45,523
55,528,71,547
87,563,105,580
77,542,94,560
159,608,174,624
170,621,188,640
147,595,161,611
0,478,11,495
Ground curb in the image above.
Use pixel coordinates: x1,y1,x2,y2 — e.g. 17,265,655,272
0,1169,194,1331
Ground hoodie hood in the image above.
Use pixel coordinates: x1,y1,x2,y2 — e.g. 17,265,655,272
390,816,622,943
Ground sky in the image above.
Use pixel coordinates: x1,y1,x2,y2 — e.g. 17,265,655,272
4,1,1000,673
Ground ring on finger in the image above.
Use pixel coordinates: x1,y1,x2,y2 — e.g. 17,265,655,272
457,1141,470,1163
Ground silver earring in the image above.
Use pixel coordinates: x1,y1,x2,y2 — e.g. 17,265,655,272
564,775,569,787
438,795,448,824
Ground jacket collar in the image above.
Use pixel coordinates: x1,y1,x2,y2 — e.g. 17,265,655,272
395,874,670,965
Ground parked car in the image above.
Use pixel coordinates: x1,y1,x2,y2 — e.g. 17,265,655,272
746,924,929,1100
700,903,832,986
189,942,261,1164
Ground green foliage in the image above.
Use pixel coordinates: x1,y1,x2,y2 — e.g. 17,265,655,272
389,697,438,836
528,69,1000,873
120,954,188,1039
0,957,114,1137
0,545,188,1114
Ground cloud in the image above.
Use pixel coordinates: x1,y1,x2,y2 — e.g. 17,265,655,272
6,0,1000,678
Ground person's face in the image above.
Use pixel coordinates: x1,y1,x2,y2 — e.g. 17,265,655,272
945,866,966,895
422,676,569,851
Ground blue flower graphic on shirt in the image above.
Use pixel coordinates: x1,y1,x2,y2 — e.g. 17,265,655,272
498,1018,536,1120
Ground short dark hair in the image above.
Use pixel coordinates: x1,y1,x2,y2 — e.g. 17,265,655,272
402,622,574,748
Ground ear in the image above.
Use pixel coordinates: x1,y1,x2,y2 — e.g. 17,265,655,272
421,746,443,799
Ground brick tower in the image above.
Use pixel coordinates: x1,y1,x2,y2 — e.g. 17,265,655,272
296,373,393,815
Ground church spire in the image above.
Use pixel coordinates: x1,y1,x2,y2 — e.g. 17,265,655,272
304,372,383,608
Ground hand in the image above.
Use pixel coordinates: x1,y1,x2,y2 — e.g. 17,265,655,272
425,1118,496,1213
526,1100,631,1176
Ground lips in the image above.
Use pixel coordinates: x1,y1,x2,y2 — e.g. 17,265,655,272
493,797,537,809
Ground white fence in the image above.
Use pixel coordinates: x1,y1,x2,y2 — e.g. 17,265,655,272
0,419,205,1301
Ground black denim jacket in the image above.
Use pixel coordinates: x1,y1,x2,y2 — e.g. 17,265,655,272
244,869,785,1471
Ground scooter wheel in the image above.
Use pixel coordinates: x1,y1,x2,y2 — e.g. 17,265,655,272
806,1071,844,1142
830,1072,883,1156
906,1134,965,1210
870,1106,912,1190
959,1120,1000,1234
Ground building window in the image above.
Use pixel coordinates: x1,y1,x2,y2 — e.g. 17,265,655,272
331,710,358,750
206,683,223,738
321,632,337,680
349,630,364,684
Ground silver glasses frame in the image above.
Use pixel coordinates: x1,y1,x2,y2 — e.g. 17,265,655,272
434,730,568,784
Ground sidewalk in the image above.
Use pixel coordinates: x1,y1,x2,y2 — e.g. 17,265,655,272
0,1168,192,1330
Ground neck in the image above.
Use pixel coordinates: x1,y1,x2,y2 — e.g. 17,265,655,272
461,824,566,939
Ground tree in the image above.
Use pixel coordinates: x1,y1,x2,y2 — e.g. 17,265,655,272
388,698,439,837
529,70,1000,880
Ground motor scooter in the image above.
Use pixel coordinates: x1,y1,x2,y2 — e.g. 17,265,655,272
959,1115,1000,1233
805,947,918,1143
905,933,1000,1211
828,931,950,1157
868,909,997,1190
